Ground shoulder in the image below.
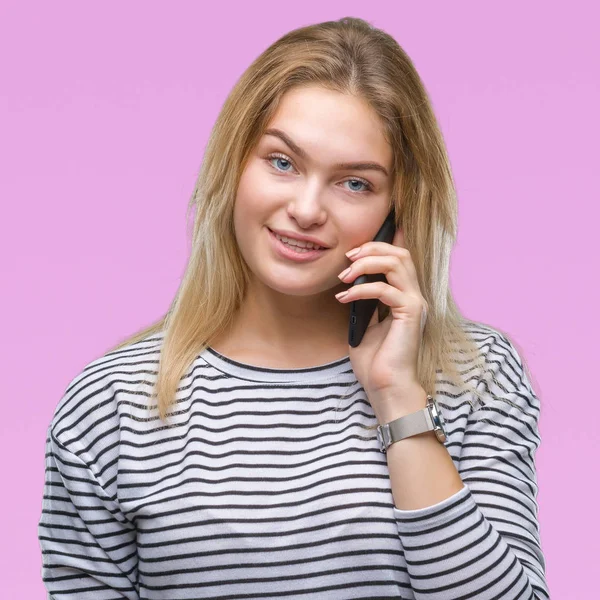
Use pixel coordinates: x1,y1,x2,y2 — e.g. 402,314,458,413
458,318,540,417
457,318,529,376
458,319,519,360
49,331,165,449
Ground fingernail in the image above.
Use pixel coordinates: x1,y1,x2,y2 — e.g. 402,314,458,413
335,291,349,299
338,267,352,280
345,247,361,259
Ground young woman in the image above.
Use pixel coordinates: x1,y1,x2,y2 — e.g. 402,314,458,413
38,17,550,600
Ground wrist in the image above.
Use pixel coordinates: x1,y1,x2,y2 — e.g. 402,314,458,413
372,385,429,425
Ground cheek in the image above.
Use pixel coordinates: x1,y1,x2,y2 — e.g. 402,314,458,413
233,179,258,232
234,162,274,221
232,178,270,257
342,217,379,248
349,203,392,242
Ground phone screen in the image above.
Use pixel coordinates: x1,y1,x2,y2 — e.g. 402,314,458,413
348,209,397,347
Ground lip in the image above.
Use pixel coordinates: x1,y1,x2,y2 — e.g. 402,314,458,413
268,228,328,263
268,228,329,249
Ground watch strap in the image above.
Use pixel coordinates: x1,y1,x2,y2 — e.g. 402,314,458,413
378,407,433,453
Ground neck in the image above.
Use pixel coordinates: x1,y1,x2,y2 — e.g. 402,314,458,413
211,280,352,368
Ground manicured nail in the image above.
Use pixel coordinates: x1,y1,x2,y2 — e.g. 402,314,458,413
338,267,352,280
335,291,349,299
345,247,361,259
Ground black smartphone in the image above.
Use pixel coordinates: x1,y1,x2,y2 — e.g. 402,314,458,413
348,209,397,347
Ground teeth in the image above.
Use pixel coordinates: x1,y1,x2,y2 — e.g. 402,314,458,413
273,232,323,250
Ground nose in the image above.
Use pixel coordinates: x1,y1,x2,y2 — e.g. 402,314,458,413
286,180,327,228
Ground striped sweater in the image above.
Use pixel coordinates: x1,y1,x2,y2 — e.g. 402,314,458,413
38,322,550,599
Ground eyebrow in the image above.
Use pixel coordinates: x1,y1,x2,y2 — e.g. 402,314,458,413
263,128,389,177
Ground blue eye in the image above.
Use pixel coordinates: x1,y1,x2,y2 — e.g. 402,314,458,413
270,156,293,172
265,152,374,194
345,180,370,192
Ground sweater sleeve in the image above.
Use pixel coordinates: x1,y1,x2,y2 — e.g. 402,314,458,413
392,333,550,599
38,427,140,599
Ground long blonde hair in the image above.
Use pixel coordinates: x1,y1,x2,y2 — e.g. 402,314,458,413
106,16,528,423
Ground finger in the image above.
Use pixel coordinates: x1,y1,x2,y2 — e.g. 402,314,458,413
345,283,426,335
353,238,420,289
337,281,425,318
341,255,418,294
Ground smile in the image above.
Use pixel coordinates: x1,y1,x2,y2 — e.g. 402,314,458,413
268,228,328,263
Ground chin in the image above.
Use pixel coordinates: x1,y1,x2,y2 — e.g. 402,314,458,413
255,274,330,297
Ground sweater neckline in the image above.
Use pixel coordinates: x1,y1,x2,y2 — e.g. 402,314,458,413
199,346,353,383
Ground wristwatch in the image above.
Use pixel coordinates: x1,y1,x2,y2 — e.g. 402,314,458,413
376,394,447,453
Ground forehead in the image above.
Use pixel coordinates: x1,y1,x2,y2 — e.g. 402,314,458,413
261,86,392,169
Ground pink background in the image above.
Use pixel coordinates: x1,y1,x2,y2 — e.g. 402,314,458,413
1,1,597,597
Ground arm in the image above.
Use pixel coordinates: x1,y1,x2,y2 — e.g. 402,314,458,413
384,333,550,599
38,427,140,599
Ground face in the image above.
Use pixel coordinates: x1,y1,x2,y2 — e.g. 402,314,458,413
233,84,393,297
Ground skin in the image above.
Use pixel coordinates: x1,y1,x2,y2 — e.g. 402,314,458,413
211,85,394,368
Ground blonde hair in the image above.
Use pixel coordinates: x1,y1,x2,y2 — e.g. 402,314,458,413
106,16,529,424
